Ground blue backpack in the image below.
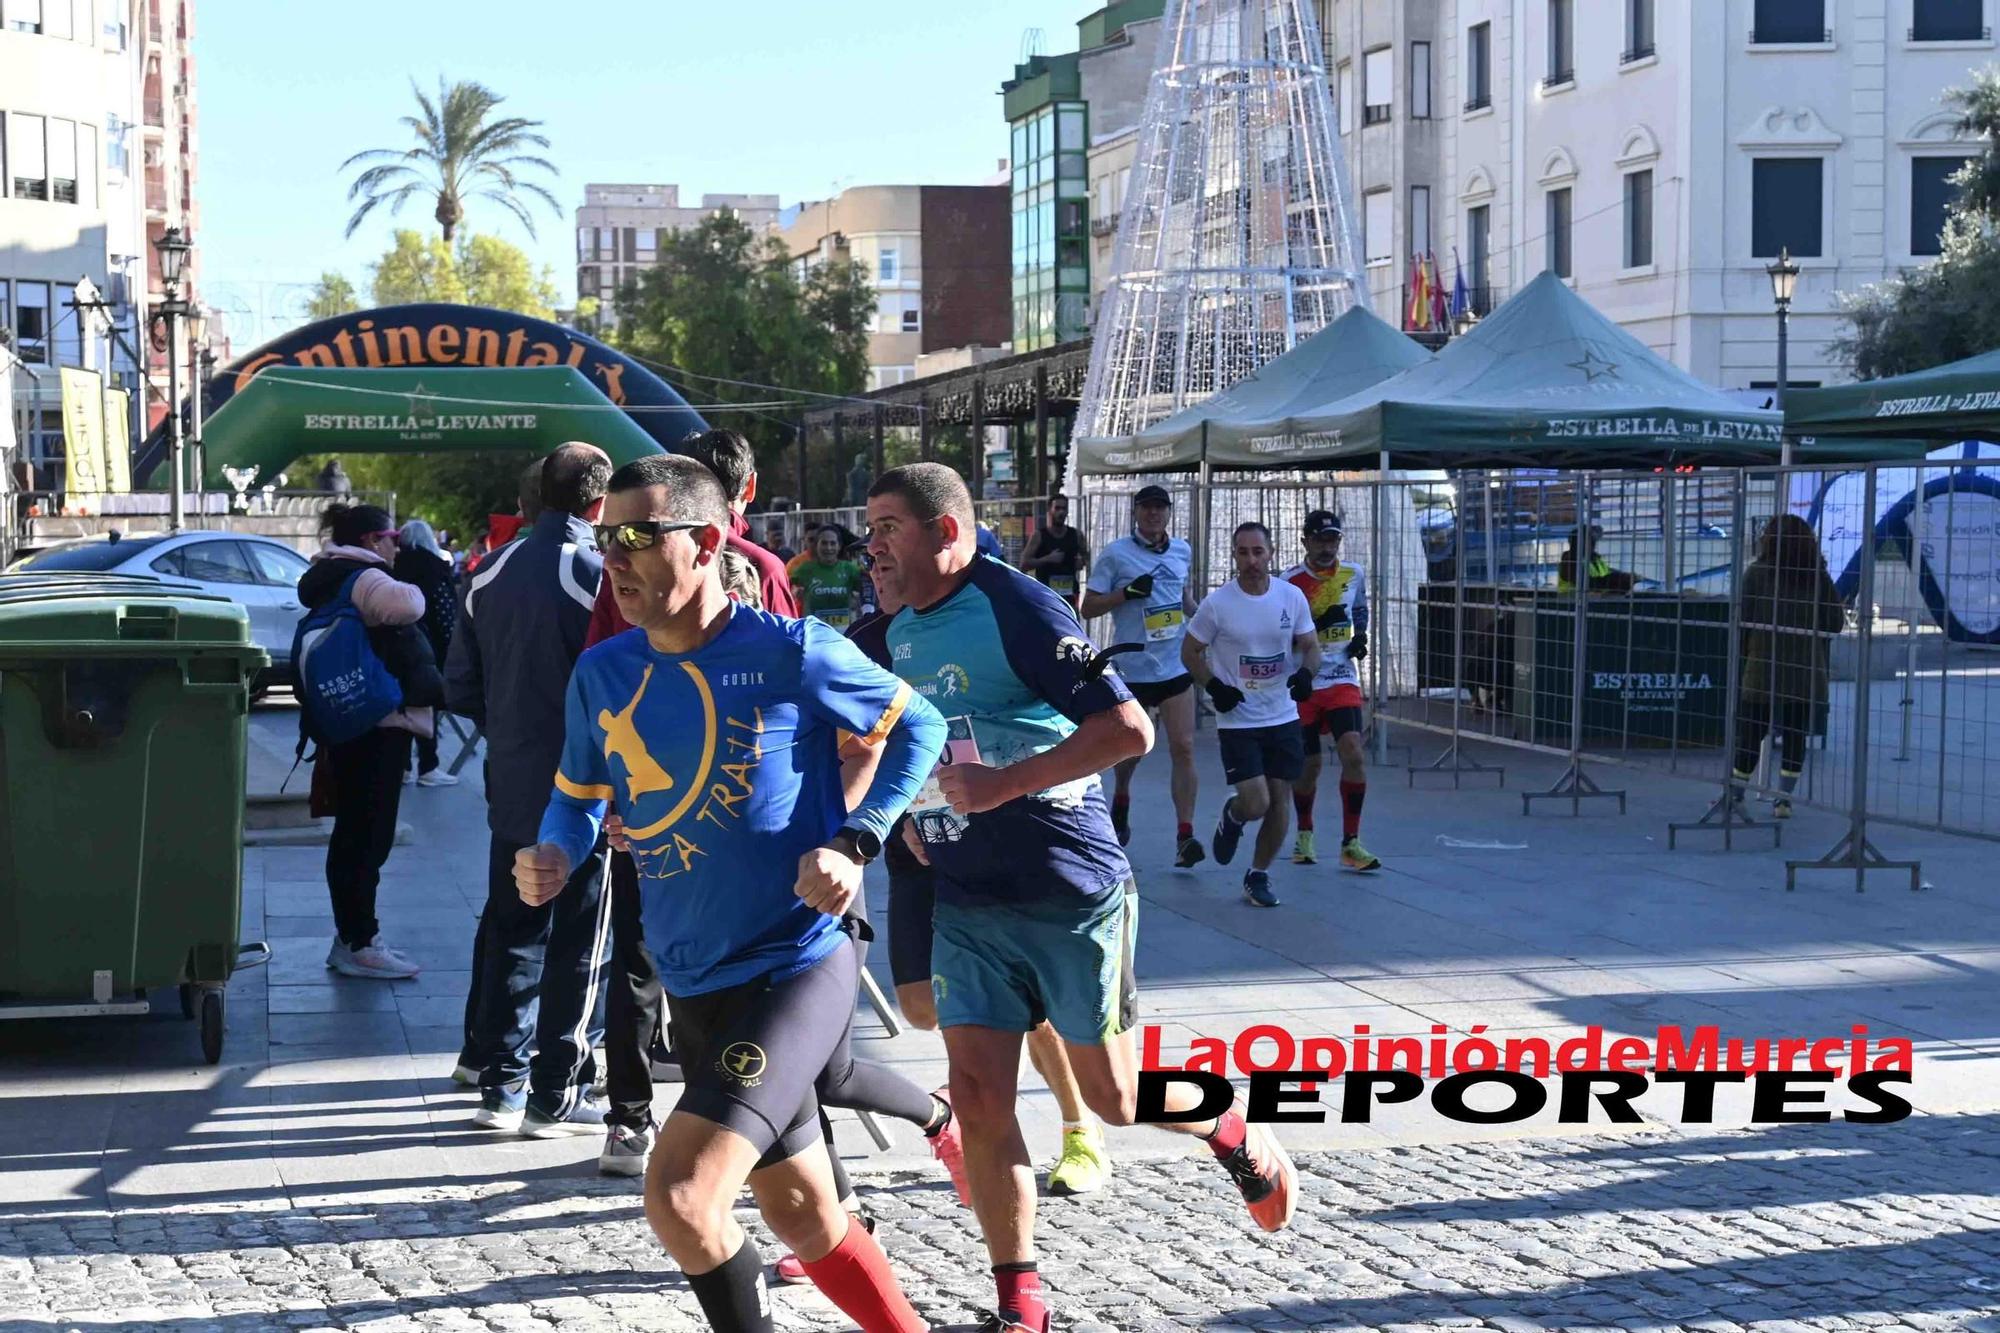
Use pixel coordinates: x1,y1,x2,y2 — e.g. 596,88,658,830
292,571,404,746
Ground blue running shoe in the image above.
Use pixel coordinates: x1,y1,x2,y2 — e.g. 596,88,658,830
1212,802,1244,866
1242,869,1280,908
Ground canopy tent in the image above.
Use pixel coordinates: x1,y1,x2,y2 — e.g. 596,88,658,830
1284,272,1784,469
193,366,664,489
1074,306,1431,474
1786,346,2000,456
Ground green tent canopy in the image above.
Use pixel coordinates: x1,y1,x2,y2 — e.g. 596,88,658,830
1285,272,1784,469
1785,346,2000,457
195,365,664,488
1075,306,1433,475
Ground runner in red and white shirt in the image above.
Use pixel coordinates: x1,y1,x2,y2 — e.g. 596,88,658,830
1280,510,1381,873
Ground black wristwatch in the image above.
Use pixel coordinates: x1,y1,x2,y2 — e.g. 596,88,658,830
832,825,882,865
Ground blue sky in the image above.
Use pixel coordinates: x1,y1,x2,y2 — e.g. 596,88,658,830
196,0,1096,346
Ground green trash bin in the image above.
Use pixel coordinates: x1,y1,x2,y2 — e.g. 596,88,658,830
0,573,270,1064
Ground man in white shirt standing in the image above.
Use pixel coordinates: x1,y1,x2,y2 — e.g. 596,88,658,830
1181,522,1320,908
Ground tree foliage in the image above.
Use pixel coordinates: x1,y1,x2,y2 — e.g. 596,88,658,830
610,213,877,490
1834,67,2000,378
340,78,559,242
364,230,558,317
305,272,360,321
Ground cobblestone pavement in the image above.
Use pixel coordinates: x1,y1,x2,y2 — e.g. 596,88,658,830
5,1118,1998,1333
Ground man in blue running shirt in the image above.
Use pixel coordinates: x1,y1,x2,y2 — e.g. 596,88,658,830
866,464,1299,1333
518,455,947,1333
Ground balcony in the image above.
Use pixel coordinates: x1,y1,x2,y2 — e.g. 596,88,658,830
1750,26,1832,43
1362,104,1391,126
1910,23,1988,39
146,9,162,45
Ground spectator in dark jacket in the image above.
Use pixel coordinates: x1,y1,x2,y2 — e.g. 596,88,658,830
445,442,615,1137
299,502,442,981
394,518,460,786
1729,514,1847,819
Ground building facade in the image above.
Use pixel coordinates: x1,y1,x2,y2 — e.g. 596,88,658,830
2,0,198,476
775,183,1010,391
1324,0,1995,389
574,183,782,329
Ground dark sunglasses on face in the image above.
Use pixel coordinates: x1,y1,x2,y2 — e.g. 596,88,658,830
592,520,706,554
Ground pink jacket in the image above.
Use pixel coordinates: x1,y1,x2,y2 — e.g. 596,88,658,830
311,544,434,738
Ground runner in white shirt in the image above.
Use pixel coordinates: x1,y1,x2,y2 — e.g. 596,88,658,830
1181,522,1320,908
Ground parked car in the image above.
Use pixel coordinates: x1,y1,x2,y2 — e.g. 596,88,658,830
4,531,313,682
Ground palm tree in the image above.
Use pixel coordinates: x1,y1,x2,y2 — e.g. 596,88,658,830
340,78,559,243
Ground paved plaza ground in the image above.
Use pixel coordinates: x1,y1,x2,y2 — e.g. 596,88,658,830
1,708,1997,1332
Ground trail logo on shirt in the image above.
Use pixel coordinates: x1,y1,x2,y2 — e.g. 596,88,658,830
719,1041,767,1086
600,665,676,803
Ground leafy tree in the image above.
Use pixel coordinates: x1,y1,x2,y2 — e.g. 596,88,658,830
610,213,877,496
1834,67,2000,378
369,231,466,305
340,78,559,242
305,272,360,321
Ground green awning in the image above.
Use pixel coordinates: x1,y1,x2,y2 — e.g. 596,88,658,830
195,365,663,488
1075,306,1432,474
1785,346,2000,457
1291,272,1784,468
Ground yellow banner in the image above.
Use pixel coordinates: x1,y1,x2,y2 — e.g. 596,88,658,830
59,367,106,495
102,388,132,493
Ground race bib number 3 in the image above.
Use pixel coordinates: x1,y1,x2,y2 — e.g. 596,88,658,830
1143,606,1184,642
1238,653,1285,689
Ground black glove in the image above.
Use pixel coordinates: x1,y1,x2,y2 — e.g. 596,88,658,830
1312,602,1350,632
1122,573,1155,601
1348,630,1369,662
1287,666,1316,702
1204,678,1245,713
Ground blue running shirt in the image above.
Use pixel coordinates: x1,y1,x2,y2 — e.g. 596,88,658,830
539,607,943,995
887,558,1135,907
1087,534,1195,684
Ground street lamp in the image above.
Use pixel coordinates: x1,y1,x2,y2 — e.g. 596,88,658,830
153,226,192,531
1766,245,1800,467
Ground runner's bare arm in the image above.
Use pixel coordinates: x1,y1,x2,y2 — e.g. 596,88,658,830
1180,628,1214,684
1078,586,1125,618
1293,629,1322,677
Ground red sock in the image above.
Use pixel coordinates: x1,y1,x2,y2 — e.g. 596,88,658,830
1206,1106,1247,1158
1292,787,1315,831
799,1215,926,1333
1176,821,1193,840
1339,780,1366,840
994,1262,1049,1332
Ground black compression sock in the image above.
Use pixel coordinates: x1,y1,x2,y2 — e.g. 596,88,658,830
923,1093,952,1137
686,1237,773,1333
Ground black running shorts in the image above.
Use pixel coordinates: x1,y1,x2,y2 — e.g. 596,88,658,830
1127,673,1194,711
886,837,937,987
665,938,859,1169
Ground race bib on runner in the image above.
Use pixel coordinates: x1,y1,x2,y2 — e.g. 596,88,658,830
1143,605,1184,642
1238,653,1285,689
818,609,853,630
909,716,982,813
1049,573,1076,595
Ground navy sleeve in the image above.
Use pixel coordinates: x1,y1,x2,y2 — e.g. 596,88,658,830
979,562,1134,724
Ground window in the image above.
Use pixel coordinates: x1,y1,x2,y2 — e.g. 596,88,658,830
43,0,67,37
246,542,309,586
1364,190,1393,265
9,113,48,200
175,541,257,586
104,113,127,175
1467,205,1492,310
1912,156,1972,255
1363,47,1393,124
1546,187,1572,278
1751,157,1824,256
1338,60,1355,132
101,0,124,48
1623,170,1654,267
14,281,49,362
54,283,82,366
1410,185,1432,255
901,305,920,333
3,0,42,33
621,227,636,263
49,118,76,203
1410,41,1432,118
1625,0,1655,59
1753,0,1827,43
76,122,94,207
1912,0,1984,39
1466,22,1492,110
878,246,899,283
1546,0,1574,85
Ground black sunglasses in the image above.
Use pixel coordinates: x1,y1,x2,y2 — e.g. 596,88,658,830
592,520,706,554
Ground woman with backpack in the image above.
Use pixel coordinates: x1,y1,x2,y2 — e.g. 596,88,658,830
393,518,460,787
299,503,445,980
1728,513,1849,819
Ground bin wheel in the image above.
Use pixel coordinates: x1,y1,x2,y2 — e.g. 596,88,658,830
178,984,196,1020
199,991,224,1065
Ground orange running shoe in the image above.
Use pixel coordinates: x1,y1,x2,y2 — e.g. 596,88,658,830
1215,1102,1298,1232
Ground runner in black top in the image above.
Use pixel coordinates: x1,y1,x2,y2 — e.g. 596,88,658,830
1016,493,1089,611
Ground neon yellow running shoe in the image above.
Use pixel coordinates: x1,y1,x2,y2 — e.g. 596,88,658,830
1341,837,1382,871
1047,1124,1111,1197
1292,830,1317,865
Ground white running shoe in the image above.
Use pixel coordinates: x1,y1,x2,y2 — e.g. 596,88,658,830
402,769,415,786
327,936,420,980
416,770,459,788
598,1122,654,1176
